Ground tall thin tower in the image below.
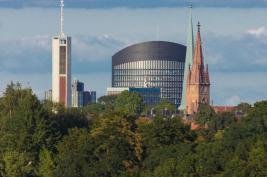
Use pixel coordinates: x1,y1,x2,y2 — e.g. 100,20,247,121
179,5,195,111
52,0,72,107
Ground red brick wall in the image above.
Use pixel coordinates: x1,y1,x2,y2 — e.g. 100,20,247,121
59,76,66,106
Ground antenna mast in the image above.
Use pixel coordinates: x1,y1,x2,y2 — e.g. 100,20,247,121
60,0,65,37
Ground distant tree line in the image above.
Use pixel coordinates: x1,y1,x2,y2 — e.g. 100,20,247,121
0,82,266,177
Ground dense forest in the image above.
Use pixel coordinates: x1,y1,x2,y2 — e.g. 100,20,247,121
0,83,266,177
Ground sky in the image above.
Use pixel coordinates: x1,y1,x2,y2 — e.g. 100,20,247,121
0,1,267,106
1,0,267,8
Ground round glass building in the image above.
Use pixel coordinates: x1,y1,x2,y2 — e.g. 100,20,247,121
112,41,186,107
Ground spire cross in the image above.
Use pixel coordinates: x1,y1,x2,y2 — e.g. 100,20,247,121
60,0,65,37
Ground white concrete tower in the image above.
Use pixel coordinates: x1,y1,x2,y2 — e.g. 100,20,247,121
52,0,71,107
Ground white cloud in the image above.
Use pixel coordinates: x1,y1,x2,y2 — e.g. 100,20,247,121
0,35,50,72
254,58,267,65
204,31,267,71
212,72,267,105
0,35,51,73
246,26,267,37
0,34,130,73
72,34,130,62
225,96,241,106
204,52,224,65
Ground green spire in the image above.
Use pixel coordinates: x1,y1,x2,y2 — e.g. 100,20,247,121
179,5,195,111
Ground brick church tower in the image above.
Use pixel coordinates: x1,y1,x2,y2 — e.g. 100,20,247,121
186,22,210,115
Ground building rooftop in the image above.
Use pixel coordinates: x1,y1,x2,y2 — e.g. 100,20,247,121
112,41,186,66
213,106,236,113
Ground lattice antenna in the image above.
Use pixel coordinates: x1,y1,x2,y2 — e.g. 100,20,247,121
60,0,65,37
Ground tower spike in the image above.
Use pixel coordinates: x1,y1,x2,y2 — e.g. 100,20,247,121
60,0,65,37
179,4,195,111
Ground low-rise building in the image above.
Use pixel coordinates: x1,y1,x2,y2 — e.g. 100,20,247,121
72,79,97,107
107,87,161,106
212,106,236,113
129,88,161,106
44,90,52,101
106,87,129,96
72,80,84,107
83,91,96,106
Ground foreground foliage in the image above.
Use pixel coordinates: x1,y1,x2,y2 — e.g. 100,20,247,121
0,83,266,177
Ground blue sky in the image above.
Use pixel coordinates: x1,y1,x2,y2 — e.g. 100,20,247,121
0,1,267,105
1,0,267,8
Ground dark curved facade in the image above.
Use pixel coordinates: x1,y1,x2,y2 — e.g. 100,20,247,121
112,41,186,107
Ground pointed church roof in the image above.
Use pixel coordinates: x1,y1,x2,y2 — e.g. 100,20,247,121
193,22,204,67
185,22,211,115
179,5,195,110
190,22,205,84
